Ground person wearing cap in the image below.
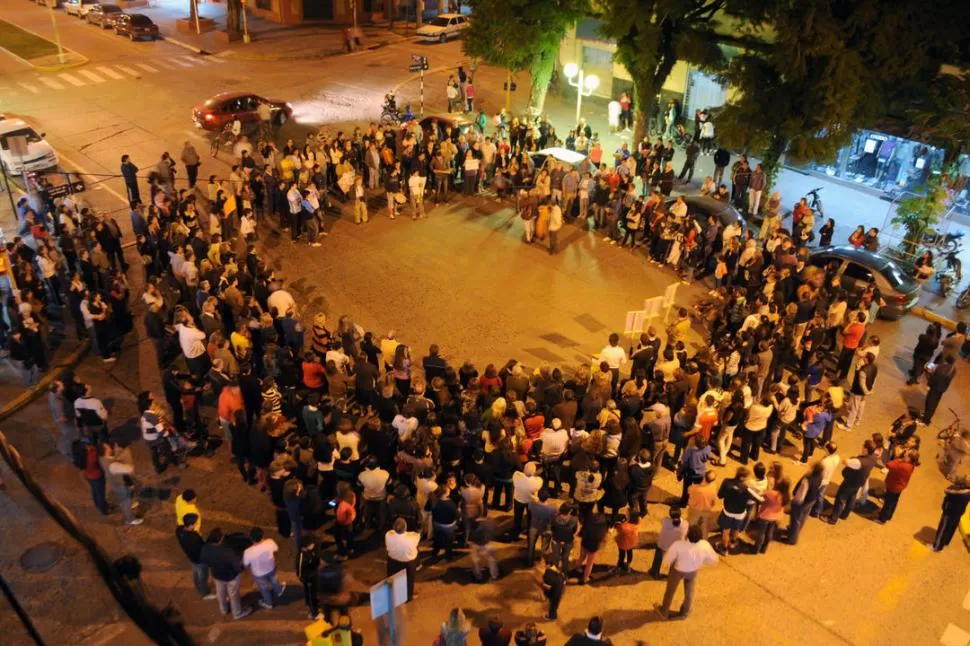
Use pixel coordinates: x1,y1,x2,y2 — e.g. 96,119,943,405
539,420,568,496
512,462,543,539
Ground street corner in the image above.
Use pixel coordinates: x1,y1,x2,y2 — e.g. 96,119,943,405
33,51,89,73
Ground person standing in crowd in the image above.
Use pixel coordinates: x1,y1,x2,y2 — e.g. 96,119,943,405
200,528,252,620
242,527,286,610
176,513,215,599
121,154,140,206
933,476,970,552
879,450,916,524
655,525,718,620
828,440,878,525
843,352,877,430
923,356,957,424
649,506,688,579
535,559,566,622
296,537,322,620
512,462,542,539
788,462,824,545
180,140,201,188
385,518,420,602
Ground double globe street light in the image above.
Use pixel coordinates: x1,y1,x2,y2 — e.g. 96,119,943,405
562,63,600,125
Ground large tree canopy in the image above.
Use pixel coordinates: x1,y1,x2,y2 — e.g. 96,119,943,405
597,0,751,142
464,0,588,113
717,0,970,187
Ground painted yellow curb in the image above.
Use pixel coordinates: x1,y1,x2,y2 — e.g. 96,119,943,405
34,53,89,72
911,306,959,331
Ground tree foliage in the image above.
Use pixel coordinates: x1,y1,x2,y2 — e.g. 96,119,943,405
598,0,734,141
464,0,588,113
900,74,970,165
716,0,969,188
891,174,949,255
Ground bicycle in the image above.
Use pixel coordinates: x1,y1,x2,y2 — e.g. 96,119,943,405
209,122,237,158
937,408,969,482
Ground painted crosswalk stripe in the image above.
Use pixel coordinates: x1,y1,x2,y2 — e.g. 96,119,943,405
207,56,227,63
37,77,63,90
117,65,139,76
18,82,41,94
97,66,124,80
181,56,207,65
59,72,85,87
78,69,106,84
170,57,194,68
135,63,157,73
153,59,178,69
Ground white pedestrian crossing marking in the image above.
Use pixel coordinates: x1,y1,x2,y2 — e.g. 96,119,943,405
59,72,85,87
181,56,207,65
97,66,124,80
18,82,40,94
207,56,227,63
136,63,157,73
78,69,105,84
153,59,177,69
37,77,63,90
117,65,139,76
170,58,194,68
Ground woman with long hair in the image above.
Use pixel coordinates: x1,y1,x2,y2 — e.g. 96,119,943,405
392,344,411,399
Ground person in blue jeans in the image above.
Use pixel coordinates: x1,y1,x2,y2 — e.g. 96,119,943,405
242,527,286,609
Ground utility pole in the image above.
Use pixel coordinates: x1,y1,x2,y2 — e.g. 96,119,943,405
241,0,251,43
46,2,67,65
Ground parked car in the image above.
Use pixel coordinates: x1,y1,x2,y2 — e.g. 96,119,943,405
192,92,292,131
0,119,59,174
666,194,744,233
86,3,124,28
806,245,920,319
35,0,63,8
65,0,100,17
418,113,476,143
415,13,469,43
114,13,160,40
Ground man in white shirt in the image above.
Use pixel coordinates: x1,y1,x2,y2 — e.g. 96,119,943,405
266,287,296,318
385,518,421,601
392,412,418,443
512,462,543,538
599,333,628,396
548,202,563,255
539,419,569,496
242,527,286,609
814,442,841,518
656,524,718,619
358,457,390,530
408,170,426,220
175,319,208,376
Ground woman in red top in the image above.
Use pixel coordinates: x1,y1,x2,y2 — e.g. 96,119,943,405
848,225,865,248
479,364,503,395
878,450,916,523
84,442,109,515
753,477,790,554
334,485,357,561
613,511,640,573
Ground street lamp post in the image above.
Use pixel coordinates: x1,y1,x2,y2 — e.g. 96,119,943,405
562,62,599,126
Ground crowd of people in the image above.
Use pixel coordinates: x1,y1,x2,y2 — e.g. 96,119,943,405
4,84,970,644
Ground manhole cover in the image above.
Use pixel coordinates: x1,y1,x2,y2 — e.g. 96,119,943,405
20,542,64,572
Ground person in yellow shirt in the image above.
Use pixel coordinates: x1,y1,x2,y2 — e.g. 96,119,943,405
175,489,201,529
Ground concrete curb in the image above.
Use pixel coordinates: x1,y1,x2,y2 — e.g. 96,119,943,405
390,62,452,95
34,53,89,72
0,340,90,422
911,306,960,331
160,34,211,55
218,38,394,62
0,18,88,71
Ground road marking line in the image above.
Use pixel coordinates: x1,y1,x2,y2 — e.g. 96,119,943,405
136,63,158,73
170,57,194,68
97,66,124,80
117,65,140,76
963,588,970,610
77,69,105,84
178,55,205,65
59,72,86,87
18,82,41,94
152,59,178,69
56,150,129,207
207,56,227,63
38,77,64,90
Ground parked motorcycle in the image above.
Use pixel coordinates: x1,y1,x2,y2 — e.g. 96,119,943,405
957,285,970,309
804,187,825,219
923,229,965,253
944,246,964,283
938,270,955,298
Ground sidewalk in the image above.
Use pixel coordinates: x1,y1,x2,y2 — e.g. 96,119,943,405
139,2,410,57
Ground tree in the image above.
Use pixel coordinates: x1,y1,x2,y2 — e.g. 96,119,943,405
226,0,242,37
891,174,949,257
597,0,738,142
717,0,969,190
464,0,588,114
901,73,970,166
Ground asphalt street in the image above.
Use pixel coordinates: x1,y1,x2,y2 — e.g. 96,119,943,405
1,6,970,645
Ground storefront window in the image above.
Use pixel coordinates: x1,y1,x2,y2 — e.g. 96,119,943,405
792,130,944,195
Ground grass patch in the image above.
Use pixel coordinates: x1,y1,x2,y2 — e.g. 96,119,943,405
0,18,60,61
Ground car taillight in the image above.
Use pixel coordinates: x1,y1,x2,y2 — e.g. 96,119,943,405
204,113,214,121
896,294,910,303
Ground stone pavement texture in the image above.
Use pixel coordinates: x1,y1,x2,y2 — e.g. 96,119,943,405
2,13,970,644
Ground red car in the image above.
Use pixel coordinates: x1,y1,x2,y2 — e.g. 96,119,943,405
192,92,292,131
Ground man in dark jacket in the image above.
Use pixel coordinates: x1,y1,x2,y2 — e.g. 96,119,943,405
712,148,730,187
121,154,140,207
933,476,970,552
176,514,215,598
199,528,252,619
924,356,956,424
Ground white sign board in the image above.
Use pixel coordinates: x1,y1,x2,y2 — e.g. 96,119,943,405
663,282,679,308
643,296,665,320
370,569,408,619
5,135,28,158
